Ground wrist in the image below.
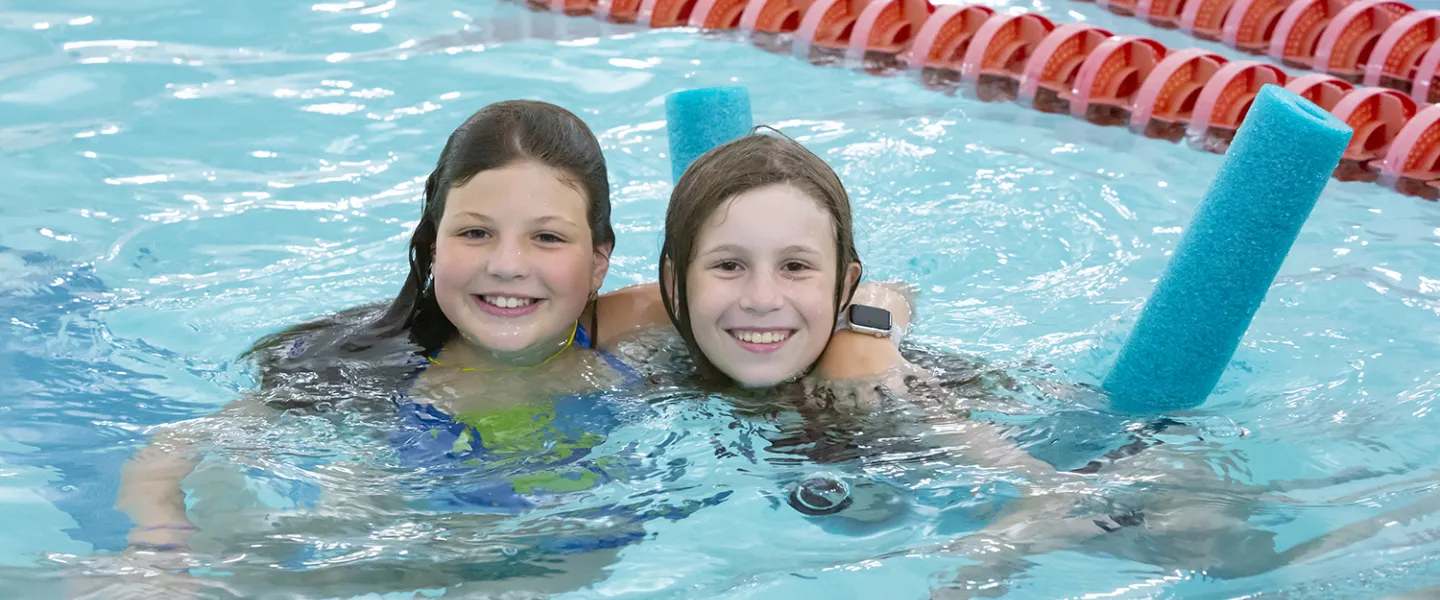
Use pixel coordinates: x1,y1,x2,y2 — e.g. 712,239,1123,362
128,521,196,545
818,330,905,380
849,281,915,339
126,540,190,553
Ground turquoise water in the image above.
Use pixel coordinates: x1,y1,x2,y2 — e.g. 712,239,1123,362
4,0,1440,597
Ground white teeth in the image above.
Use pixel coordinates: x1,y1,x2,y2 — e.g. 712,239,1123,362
483,295,534,308
735,330,789,344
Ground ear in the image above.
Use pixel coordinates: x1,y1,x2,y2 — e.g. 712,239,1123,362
590,242,613,294
660,256,679,312
841,261,862,305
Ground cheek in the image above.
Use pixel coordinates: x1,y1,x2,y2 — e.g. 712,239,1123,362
541,250,596,295
683,273,728,325
799,277,839,329
431,244,476,286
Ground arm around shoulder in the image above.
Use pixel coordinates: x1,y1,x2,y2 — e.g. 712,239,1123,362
593,283,672,350
813,280,917,382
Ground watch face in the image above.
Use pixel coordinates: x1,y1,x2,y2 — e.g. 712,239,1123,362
848,304,891,331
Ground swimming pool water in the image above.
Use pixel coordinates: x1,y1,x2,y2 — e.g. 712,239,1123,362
3,0,1440,597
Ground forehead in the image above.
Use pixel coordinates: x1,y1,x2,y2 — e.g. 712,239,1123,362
443,161,587,219
697,184,835,249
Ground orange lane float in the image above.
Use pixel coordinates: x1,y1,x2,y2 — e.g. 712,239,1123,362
521,0,1440,199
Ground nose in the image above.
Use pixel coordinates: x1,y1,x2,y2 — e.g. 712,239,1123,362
738,271,784,314
484,235,531,280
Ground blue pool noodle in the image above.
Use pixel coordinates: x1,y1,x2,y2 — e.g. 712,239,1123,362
1102,84,1353,414
665,87,753,182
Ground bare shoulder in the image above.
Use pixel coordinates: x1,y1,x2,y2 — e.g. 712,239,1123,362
594,283,672,349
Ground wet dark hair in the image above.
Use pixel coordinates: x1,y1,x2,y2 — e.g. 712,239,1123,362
244,100,613,399
659,131,862,384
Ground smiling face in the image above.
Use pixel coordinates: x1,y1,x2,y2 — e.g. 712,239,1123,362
430,160,610,362
682,184,859,387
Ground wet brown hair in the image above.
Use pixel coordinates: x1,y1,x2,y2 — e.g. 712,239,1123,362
659,131,862,384
244,100,613,398
375,99,614,352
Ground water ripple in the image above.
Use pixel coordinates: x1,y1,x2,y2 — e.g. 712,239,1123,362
2,0,1440,597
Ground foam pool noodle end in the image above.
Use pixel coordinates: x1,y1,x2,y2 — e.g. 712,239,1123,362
1102,84,1353,414
665,87,753,183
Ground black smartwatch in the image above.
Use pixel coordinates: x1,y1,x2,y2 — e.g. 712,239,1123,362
836,304,892,338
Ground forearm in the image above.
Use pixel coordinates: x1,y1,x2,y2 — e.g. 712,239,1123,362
850,280,913,343
116,430,202,548
814,281,917,381
116,397,271,548
594,283,672,349
930,436,1100,585
118,448,200,524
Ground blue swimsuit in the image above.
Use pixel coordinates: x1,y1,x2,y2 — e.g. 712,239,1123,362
388,324,642,512
374,325,730,556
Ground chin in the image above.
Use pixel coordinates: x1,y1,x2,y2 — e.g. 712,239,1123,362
459,330,538,354
729,369,800,389
489,340,539,354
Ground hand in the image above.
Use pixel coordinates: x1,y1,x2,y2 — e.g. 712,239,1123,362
803,359,936,413
126,524,196,553
64,523,215,600
925,515,1112,600
64,546,224,600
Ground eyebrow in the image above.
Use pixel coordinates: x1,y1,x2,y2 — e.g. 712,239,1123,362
453,212,581,228
532,215,582,228
700,244,822,257
699,244,743,257
453,211,492,222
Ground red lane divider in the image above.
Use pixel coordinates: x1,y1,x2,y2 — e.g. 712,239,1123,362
901,4,993,85
1413,40,1440,101
1019,23,1114,112
688,0,749,28
1098,0,1139,19
511,0,1440,199
1131,48,1227,141
1180,0,1237,41
961,12,1055,101
1135,0,1183,28
1333,87,1418,175
1224,0,1292,52
846,0,933,60
1088,0,1440,113
1366,10,1440,88
1269,0,1349,70
738,0,813,34
1287,72,1359,109
1070,35,1169,123
1383,103,1440,188
1189,60,1288,150
1313,0,1411,82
